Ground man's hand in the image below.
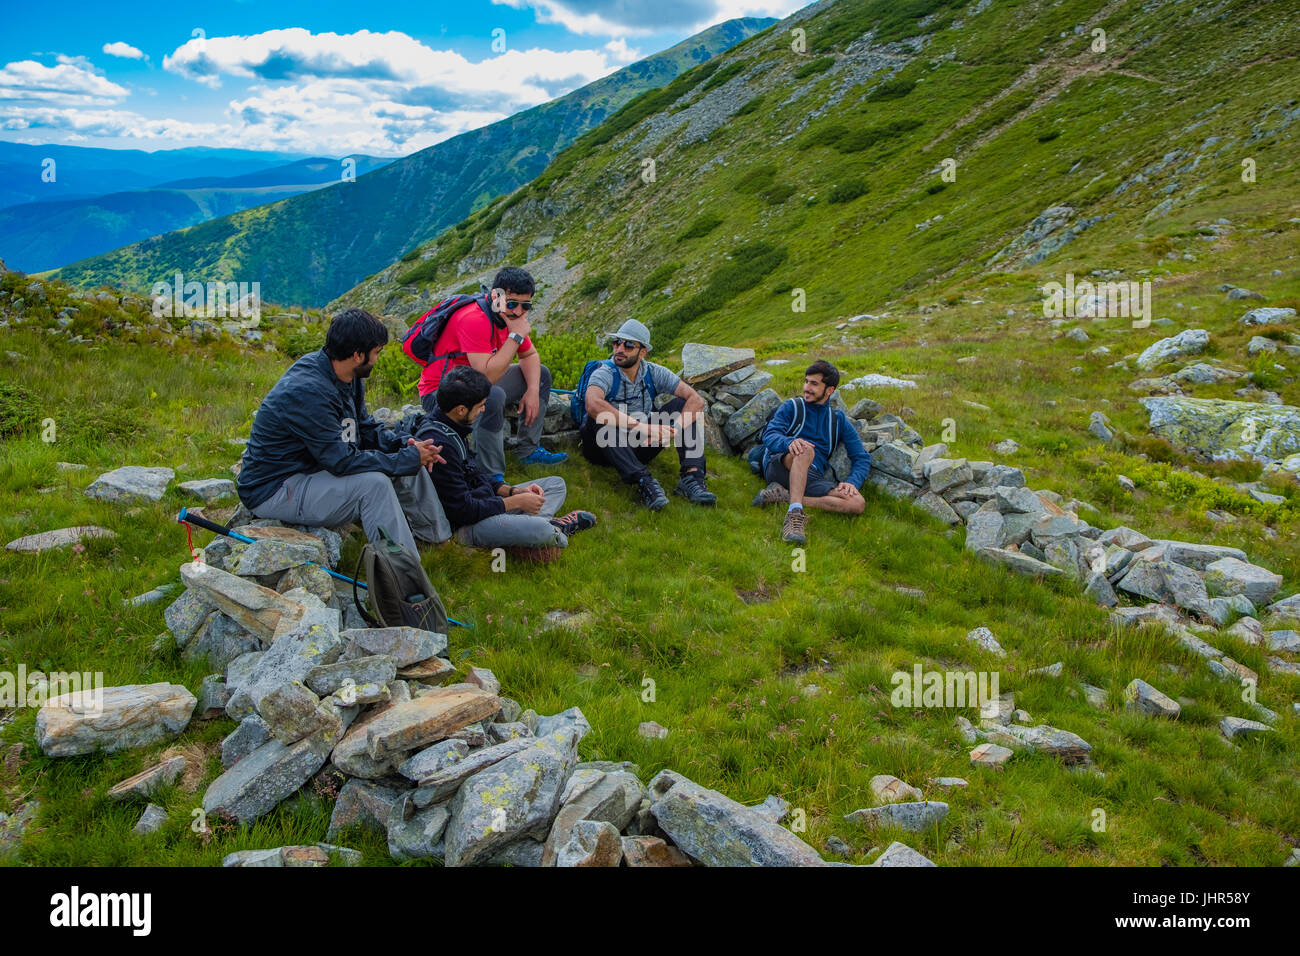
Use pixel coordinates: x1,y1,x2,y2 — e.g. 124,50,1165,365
407,438,444,471
504,313,532,340
832,482,862,500
788,438,814,457
518,388,540,426
505,492,545,515
522,482,545,499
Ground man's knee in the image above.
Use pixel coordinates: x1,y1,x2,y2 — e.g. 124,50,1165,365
538,364,552,388
848,493,866,515
487,385,506,412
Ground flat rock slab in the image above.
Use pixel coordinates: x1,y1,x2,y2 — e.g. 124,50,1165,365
107,756,187,801
970,743,1014,767
846,801,949,832
869,774,923,804
680,343,756,385
343,627,446,667
226,538,324,576
203,732,335,823
981,723,1092,764
724,388,781,444
1124,679,1180,718
979,547,1065,577
412,737,534,805
443,727,581,867
223,604,341,719
1220,716,1273,740
85,466,174,503
870,841,937,867
647,769,826,867
365,686,500,761
178,478,236,503
181,561,307,642
37,683,196,757
6,526,116,552
1203,557,1282,606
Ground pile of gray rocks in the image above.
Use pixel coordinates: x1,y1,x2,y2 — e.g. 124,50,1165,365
31,516,873,867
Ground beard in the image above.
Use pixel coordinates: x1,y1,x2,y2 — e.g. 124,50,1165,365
356,359,376,377
613,352,636,367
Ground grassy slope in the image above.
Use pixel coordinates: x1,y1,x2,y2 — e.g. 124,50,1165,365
2,0,1299,866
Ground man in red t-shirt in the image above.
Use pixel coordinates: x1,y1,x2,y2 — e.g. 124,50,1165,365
417,266,567,483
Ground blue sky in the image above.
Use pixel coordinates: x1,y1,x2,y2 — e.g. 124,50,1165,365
0,0,804,157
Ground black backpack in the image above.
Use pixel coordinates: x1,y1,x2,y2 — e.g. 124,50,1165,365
400,291,498,369
352,526,448,633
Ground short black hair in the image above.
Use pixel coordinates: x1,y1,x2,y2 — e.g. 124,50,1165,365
492,266,535,297
437,365,492,414
805,359,840,388
324,308,388,360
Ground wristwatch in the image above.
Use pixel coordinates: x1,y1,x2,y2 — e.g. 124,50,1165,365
507,331,525,346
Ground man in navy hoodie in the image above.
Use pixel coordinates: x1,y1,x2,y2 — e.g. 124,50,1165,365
416,365,595,557
753,359,870,545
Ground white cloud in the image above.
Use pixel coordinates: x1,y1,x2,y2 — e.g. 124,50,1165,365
0,106,221,142
0,59,128,106
491,0,805,36
161,28,626,105
604,38,641,62
103,41,148,61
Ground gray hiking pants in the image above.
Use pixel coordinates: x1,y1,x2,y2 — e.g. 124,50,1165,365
452,475,568,549
422,363,551,477
251,467,451,556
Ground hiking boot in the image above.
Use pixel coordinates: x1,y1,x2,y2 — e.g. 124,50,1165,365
781,508,808,545
674,471,717,506
551,510,597,538
752,481,790,507
638,476,669,511
519,446,568,466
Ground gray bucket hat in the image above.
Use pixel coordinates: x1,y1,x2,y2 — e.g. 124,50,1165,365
604,319,652,351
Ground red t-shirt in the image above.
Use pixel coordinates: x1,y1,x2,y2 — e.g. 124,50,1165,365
416,301,534,395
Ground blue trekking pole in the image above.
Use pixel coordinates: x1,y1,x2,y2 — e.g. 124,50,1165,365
176,508,468,628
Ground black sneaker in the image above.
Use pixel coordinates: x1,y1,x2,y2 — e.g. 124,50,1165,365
674,471,717,506
638,476,669,511
550,510,597,538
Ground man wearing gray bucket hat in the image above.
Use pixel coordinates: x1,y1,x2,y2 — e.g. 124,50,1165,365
576,319,715,510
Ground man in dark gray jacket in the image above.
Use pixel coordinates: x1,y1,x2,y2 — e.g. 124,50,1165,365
237,309,449,556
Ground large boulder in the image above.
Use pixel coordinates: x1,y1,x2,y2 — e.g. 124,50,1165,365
647,770,826,866
85,466,174,503
37,683,196,757
1139,397,1300,464
680,343,756,386
1203,557,1282,606
1134,329,1209,370
724,388,781,444
180,561,307,642
442,726,581,867
1239,307,1295,326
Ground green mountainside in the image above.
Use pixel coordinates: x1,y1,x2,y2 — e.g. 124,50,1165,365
335,0,1299,354
47,17,774,307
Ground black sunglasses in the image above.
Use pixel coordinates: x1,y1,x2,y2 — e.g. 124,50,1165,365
611,338,642,349
504,299,533,311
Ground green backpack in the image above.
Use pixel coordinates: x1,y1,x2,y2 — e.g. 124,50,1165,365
351,526,448,633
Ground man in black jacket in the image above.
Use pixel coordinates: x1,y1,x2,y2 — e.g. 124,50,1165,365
417,366,595,551
237,309,449,556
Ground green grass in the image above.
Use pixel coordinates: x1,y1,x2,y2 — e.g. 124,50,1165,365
1,265,1298,866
